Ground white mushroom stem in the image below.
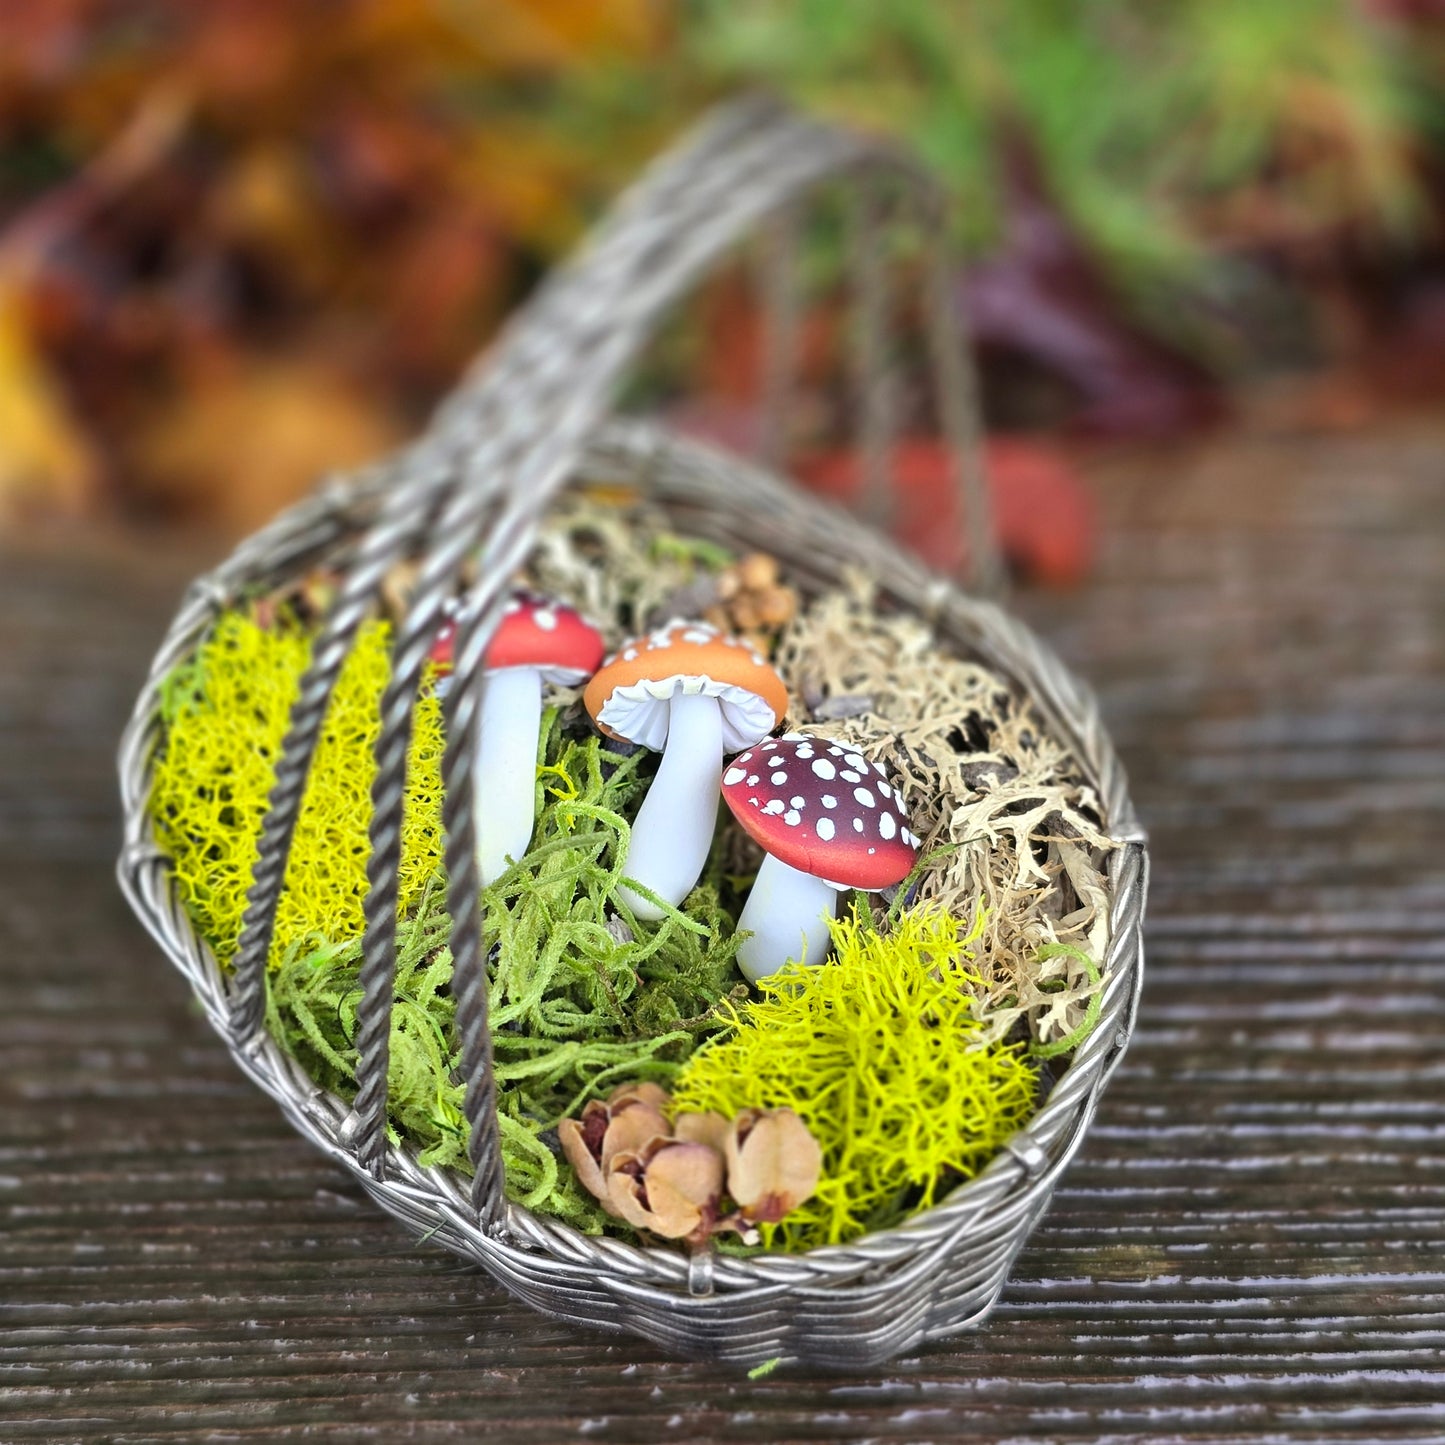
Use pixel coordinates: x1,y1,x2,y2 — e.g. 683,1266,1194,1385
735,852,840,984
474,666,544,885
617,691,723,920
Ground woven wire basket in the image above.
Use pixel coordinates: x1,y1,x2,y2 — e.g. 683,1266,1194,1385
117,98,1147,1369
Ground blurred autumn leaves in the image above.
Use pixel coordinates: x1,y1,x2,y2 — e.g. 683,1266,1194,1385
0,0,668,528
1,0,1441,544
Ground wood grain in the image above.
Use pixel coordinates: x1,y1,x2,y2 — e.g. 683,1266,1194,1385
2,419,1443,1441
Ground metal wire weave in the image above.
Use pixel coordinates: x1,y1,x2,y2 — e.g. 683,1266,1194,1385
116,98,1147,1368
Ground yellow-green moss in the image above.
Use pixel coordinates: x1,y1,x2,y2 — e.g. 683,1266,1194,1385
671,907,1040,1250
151,611,445,969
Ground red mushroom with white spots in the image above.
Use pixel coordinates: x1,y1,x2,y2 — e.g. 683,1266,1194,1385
721,734,921,982
437,592,604,884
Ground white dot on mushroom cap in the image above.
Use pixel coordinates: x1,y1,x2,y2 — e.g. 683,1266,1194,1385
877,782,893,800
535,609,558,630
791,796,805,809
761,740,777,751
795,743,814,758
828,746,845,756
763,799,785,815
840,770,861,783
854,787,875,807
853,818,865,833
845,754,866,770
723,767,747,786
821,795,837,809
879,813,897,840
811,759,836,780
868,847,876,855
784,810,801,826
504,599,521,615
622,648,638,661
737,750,753,763
816,818,835,841
682,629,714,644
771,771,787,785
747,775,760,786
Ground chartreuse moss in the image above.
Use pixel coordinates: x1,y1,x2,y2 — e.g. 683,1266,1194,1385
150,607,744,1232
670,906,1040,1250
151,610,445,969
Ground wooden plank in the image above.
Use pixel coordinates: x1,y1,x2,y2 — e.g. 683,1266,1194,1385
1,419,1443,1441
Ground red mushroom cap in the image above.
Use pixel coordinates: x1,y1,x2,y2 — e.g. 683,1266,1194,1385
428,592,604,683
721,734,920,891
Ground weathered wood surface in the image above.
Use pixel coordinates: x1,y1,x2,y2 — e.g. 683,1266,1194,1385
2,419,1443,1442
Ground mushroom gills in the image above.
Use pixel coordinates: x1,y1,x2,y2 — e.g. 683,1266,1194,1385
735,851,841,984
616,691,724,921
475,666,544,885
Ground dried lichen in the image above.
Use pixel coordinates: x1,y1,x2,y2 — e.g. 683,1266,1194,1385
770,577,1117,1049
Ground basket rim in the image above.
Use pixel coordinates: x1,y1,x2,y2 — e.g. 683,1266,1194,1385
117,420,1148,1304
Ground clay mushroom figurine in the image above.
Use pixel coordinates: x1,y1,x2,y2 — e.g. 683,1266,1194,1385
721,733,920,982
584,620,787,919
451,592,604,884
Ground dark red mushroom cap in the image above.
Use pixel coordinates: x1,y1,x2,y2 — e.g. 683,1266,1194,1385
428,592,604,684
721,733,920,891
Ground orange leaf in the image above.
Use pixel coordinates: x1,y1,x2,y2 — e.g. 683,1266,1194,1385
0,279,98,520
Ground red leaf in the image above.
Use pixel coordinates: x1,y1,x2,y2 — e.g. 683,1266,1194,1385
800,435,1097,588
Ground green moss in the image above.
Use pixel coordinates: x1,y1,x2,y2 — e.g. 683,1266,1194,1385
150,607,746,1232
670,907,1040,1250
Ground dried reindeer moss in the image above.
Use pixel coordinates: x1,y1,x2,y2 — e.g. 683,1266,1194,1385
772,580,1117,1050
152,611,445,969
671,907,1040,1250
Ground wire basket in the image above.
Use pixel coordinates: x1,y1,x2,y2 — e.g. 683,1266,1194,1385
117,98,1147,1369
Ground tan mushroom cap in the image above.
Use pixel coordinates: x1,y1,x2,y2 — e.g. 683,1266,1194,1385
583,620,788,754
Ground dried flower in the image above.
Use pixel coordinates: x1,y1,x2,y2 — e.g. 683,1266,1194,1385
558,1087,822,1246
704,551,796,645
606,1137,726,1243
557,1081,672,1212
723,1108,822,1224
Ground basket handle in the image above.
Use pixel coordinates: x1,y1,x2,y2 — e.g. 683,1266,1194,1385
230,97,999,1231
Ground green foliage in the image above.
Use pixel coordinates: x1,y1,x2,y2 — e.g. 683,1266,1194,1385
1027,943,1104,1061
670,906,1040,1250
679,0,1424,277
150,611,445,968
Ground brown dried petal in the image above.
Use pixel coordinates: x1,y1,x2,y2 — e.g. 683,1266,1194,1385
737,553,779,590
756,586,796,627
557,1116,610,1206
600,1103,671,1172
606,1081,671,1113
606,1141,725,1240
725,1108,822,1224
672,1110,732,1153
